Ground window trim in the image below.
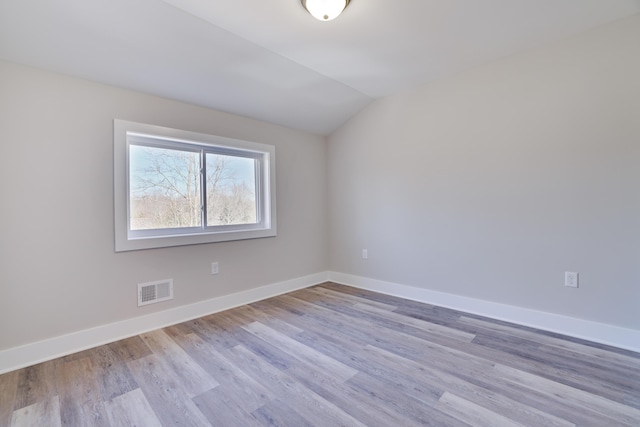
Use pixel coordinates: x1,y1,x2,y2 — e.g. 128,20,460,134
114,119,276,252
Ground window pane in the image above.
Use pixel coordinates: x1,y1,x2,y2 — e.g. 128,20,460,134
129,145,202,230
206,153,257,226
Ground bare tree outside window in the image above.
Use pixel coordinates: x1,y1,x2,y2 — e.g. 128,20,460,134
206,153,256,226
129,146,257,231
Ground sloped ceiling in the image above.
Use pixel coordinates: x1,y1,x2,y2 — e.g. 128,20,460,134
1,0,639,135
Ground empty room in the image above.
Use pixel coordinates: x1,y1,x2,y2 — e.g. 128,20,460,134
1,0,639,426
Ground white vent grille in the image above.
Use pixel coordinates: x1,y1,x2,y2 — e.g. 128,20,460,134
138,279,173,307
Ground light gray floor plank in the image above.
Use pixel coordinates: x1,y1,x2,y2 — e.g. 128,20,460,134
251,398,315,427
226,304,305,337
86,344,140,401
174,332,275,412
10,395,61,427
13,360,58,411
57,357,110,427
351,301,476,341
306,284,400,311
126,354,211,426
138,329,219,397
362,344,575,427
228,344,368,427
458,316,640,367
193,387,264,427
286,366,420,427
0,370,19,426
241,320,358,382
436,392,527,427
103,388,162,427
494,363,640,426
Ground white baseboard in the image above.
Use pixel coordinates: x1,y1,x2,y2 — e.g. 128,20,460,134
328,271,640,354
0,272,329,375
3,270,637,375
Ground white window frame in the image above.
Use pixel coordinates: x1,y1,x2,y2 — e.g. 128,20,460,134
114,119,276,252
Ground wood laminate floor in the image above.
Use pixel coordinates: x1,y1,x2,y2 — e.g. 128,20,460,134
1,282,639,426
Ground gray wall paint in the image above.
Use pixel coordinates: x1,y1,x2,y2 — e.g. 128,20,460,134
0,61,327,351
328,15,640,330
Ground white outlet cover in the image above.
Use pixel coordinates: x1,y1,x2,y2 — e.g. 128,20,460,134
565,272,578,288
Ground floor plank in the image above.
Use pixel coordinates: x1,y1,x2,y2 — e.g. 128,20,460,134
171,332,274,412
435,391,527,427
193,386,263,427
251,398,314,427
241,320,358,382
13,360,58,411
493,363,640,426
227,344,368,427
138,329,219,397
10,395,61,427
57,357,109,427
103,388,161,427
86,344,139,402
361,344,574,427
0,370,18,426
126,354,211,426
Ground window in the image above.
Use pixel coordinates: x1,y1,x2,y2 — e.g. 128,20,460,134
114,120,276,251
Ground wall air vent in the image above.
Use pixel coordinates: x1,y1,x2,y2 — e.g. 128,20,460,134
137,279,173,307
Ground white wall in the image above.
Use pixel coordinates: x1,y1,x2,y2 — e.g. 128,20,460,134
0,61,328,352
328,14,640,330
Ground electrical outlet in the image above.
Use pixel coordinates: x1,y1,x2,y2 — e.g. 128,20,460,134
211,262,219,275
565,271,578,288
362,249,368,259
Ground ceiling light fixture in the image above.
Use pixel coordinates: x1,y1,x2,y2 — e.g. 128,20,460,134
301,0,350,21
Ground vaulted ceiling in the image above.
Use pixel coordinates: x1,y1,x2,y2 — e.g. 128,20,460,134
1,0,639,135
